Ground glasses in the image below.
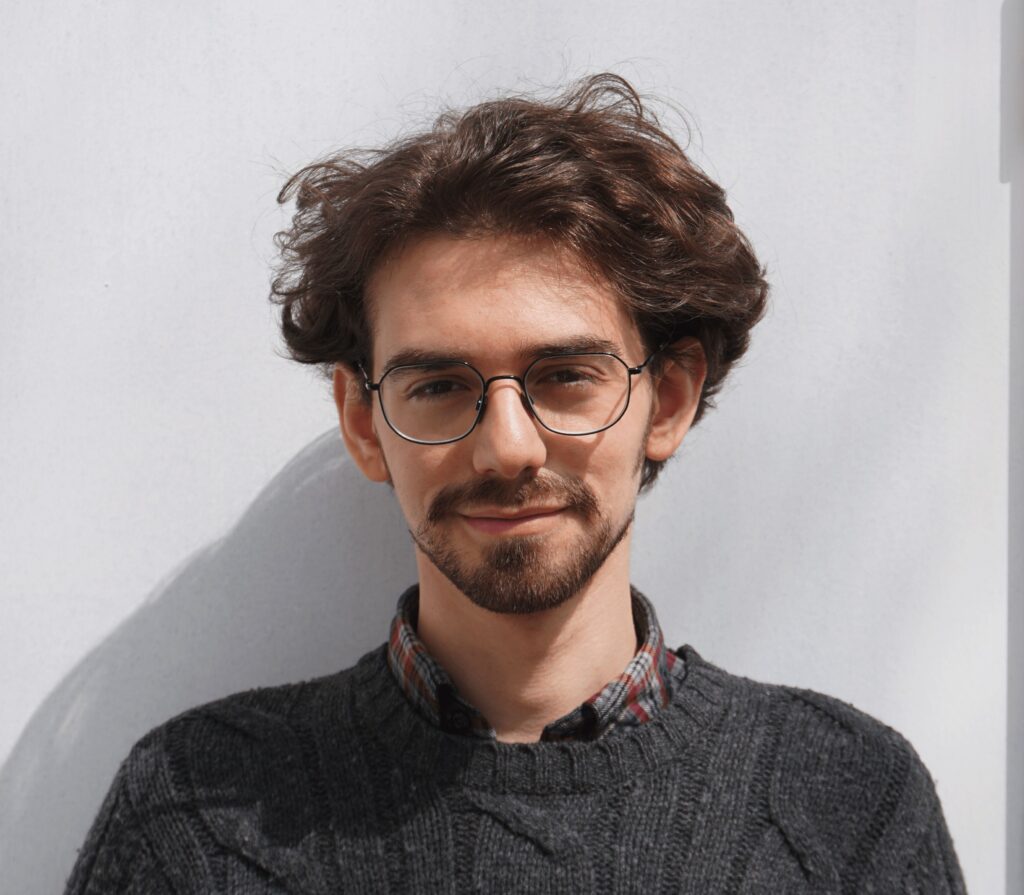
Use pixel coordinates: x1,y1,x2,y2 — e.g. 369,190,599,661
361,350,660,445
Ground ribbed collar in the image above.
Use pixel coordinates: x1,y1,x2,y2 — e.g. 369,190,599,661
385,584,685,742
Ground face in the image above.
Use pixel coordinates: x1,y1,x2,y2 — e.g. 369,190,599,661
336,234,701,615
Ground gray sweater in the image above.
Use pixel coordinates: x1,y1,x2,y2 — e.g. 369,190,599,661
66,643,967,893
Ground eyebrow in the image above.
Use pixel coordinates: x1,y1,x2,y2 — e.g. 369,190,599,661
378,337,624,374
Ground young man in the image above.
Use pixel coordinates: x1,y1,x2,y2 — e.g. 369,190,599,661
68,75,967,893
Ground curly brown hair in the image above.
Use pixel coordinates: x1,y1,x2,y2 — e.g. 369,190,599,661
271,73,768,490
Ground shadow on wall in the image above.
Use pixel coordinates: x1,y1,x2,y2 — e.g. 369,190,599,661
0,430,415,895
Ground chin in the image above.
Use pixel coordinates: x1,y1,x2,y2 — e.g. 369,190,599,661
421,513,632,617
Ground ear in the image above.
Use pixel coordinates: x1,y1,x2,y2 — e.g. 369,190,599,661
332,363,390,483
644,338,707,463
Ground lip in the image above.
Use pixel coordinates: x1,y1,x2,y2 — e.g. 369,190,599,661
458,506,565,534
461,505,565,520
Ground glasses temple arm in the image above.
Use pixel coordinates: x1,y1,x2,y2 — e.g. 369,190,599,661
357,362,381,392
628,341,670,375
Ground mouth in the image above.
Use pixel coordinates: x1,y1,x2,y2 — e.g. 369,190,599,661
457,506,566,534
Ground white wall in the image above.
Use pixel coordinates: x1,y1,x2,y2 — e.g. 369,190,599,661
0,2,1010,892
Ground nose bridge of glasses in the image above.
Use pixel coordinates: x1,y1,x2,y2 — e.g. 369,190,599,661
477,374,534,416
481,373,526,392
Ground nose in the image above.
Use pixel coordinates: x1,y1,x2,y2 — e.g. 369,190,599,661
471,379,548,478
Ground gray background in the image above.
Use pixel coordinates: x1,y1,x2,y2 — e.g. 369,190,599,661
0,2,1016,893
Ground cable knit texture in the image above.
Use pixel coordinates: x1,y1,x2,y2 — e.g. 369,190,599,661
65,643,967,893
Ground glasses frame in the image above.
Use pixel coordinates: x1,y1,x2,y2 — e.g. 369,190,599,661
360,348,662,445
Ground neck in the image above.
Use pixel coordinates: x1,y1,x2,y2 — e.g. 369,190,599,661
413,534,637,743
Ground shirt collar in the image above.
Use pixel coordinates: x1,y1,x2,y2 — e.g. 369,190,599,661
385,584,682,742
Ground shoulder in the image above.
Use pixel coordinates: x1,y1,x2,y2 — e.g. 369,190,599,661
134,643,375,736
678,643,918,750
677,646,958,888
123,643,385,791
72,646,387,893
679,644,933,784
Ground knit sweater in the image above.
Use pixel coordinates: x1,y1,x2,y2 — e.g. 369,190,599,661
66,642,967,894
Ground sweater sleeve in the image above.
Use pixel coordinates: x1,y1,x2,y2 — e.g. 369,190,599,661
897,804,968,894
64,760,176,895
770,686,968,893
857,729,968,894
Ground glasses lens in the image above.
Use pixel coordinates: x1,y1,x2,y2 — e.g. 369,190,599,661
379,363,483,443
525,354,630,435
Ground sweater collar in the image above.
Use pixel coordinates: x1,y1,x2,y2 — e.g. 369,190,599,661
385,584,684,742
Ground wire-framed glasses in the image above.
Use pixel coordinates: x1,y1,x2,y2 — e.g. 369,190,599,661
361,350,660,445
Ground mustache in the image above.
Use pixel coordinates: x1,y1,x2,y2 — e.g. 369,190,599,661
426,474,600,524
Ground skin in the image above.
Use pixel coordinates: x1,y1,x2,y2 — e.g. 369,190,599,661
333,234,706,743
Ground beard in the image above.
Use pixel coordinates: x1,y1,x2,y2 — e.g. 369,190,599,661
410,472,635,615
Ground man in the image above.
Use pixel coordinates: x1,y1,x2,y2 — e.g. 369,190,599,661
67,74,966,893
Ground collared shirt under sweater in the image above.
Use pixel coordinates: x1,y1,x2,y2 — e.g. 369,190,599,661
386,584,682,741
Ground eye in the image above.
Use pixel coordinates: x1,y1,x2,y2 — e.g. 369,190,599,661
531,364,602,389
406,376,475,400
547,367,596,385
384,363,480,402
399,370,479,401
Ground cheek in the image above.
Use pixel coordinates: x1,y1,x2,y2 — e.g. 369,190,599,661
601,454,645,510
381,442,461,518
557,431,645,507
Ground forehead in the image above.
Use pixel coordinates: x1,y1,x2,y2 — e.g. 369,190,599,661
365,234,642,368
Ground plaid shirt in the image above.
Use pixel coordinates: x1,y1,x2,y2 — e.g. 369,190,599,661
386,585,684,742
